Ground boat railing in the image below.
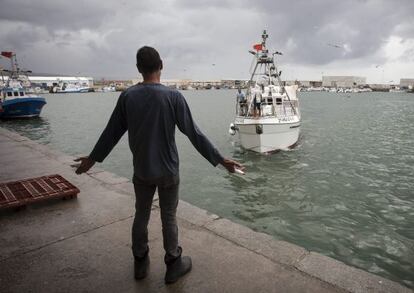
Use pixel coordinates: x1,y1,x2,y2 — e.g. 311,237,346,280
237,99,298,119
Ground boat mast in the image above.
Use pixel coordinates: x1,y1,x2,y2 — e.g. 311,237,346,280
248,30,297,115
11,53,18,79
0,67,4,85
247,30,269,96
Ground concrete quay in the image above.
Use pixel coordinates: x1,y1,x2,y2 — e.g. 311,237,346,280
0,127,411,293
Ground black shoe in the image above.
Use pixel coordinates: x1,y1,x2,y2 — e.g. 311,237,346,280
165,256,192,284
134,254,149,280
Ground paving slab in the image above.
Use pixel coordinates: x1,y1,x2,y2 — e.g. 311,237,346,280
89,170,131,185
0,210,343,293
0,183,134,260
296,252,412,293
176,199,220,226
206,218,307,266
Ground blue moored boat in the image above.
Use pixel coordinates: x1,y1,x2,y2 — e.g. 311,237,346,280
0,52,46,119
0,92,46,118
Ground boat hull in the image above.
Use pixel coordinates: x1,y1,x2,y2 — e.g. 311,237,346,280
56,88,89,93
0,97,46,118
235,119,300,153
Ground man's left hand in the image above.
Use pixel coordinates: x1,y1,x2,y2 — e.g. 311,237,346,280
220,158,245,174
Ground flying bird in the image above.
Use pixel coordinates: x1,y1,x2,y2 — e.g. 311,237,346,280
327,43,343,49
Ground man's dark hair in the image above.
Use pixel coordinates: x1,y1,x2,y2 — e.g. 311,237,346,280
136,46,163,75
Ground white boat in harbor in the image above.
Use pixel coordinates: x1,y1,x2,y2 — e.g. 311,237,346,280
229,30,301,153
52,82,91,93
389,87,405,93
102,85,116,92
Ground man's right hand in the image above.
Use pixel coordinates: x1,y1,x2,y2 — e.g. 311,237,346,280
72,156,96,174
220,158,245,174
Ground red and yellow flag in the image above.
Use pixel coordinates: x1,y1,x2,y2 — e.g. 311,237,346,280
1,51,13,58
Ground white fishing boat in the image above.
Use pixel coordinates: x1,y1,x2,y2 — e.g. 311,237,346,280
102,85,116,92
229,30,301,153
52,82,91,93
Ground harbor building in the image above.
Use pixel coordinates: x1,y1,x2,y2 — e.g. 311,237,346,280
286,80,322,88
400,78,414,89
322,76,366,88
130,78,248,89
0,74,94,89
28,75,94,88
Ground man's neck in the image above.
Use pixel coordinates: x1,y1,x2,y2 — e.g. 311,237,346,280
142,72,161,84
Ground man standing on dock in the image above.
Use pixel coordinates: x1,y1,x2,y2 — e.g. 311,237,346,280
74,46,244,284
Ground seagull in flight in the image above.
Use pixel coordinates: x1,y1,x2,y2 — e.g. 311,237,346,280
327,43,342,49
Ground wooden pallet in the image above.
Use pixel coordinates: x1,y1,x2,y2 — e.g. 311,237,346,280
0,174,80,210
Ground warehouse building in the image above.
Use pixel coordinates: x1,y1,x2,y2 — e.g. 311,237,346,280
0,74,94,88
322,76,366,88
400,78,414,89
28,75,94,88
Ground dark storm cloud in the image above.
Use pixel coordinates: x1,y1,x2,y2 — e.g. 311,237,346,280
175,0,414,64
0,0,115,31
0,22,46,49
235,0,414,65
1,0,413,79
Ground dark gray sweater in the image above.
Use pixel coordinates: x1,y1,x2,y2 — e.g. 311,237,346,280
89,83,224,179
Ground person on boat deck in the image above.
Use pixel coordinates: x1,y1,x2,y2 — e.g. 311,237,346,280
236,88,246,115
73,46,244,285
253,85,263,118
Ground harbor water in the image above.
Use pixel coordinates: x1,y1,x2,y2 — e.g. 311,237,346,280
1,90,413,288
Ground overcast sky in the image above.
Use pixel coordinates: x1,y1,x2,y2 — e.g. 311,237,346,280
1,0,413,83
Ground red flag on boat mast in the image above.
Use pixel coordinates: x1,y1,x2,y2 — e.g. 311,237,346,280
253,44,262,51
1,51,13,58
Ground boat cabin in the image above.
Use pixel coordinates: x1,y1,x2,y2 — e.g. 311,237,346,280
237,84,298,120
2,87,26,100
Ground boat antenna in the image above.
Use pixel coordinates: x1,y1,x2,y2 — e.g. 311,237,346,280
262,30,268,46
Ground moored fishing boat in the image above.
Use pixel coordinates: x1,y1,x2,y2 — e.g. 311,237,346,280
0,51,46,119
229,31,301,153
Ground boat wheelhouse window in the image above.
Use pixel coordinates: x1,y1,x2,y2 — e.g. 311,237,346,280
7,92,13,97
276,97,282,105
14,91,19,97
20,92,24,96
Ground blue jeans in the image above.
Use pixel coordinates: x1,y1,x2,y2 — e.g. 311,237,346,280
132,174,182,264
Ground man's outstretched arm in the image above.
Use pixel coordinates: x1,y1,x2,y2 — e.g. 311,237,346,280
74,93,128,174
175,94,244,173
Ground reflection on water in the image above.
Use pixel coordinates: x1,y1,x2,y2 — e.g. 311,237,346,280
1,91,413,288
1,117,51,144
